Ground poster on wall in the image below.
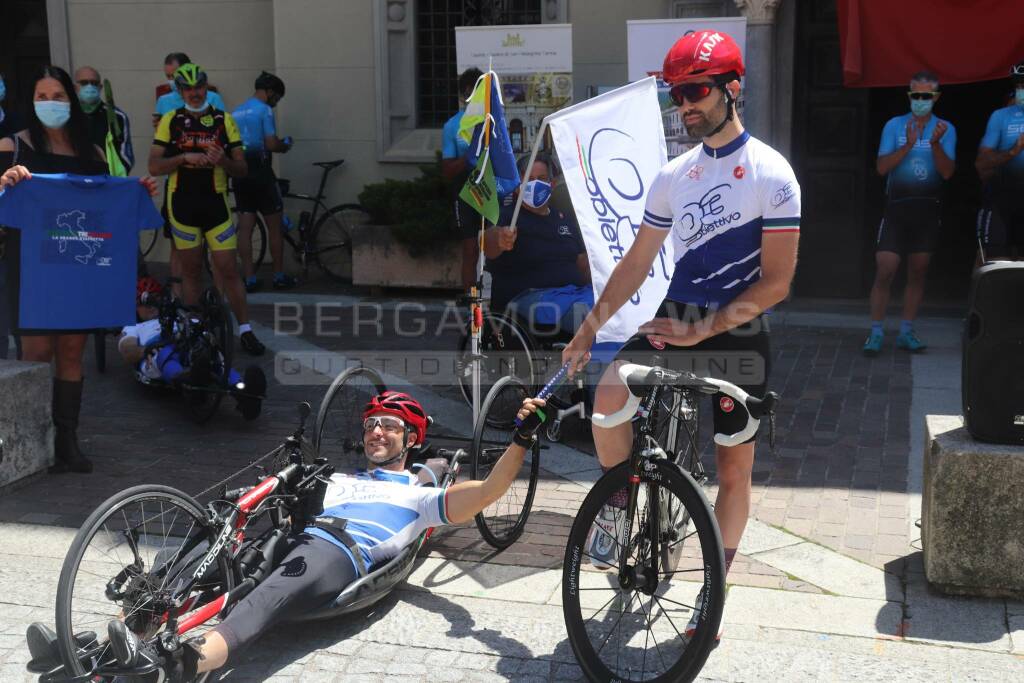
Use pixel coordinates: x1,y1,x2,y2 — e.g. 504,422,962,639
626,17,747,158
456,24,573,155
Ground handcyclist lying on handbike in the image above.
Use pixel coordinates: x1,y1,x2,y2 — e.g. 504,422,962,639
118,276,266,419
93,390,546,682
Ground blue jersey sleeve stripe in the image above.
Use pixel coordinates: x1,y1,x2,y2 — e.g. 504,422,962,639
643,211,673,229
763,217,800,228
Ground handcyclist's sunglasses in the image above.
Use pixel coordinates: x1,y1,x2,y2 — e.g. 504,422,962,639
907,91,938,100
363,415,406,435
668,82,717,106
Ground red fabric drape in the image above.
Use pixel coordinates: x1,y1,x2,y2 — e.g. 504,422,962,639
837,0,1024,87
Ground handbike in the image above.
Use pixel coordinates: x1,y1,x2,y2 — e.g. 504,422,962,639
28,401,467,682
561,362,777,683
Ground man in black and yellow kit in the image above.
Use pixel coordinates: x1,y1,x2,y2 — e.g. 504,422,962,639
148,63,265,355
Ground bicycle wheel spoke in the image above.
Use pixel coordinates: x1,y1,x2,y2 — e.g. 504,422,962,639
593,591,637,654
652,594,689,643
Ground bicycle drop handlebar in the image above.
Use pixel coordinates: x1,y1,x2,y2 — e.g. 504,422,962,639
591,363,778,447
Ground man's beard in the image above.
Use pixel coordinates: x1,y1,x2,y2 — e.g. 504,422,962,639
683,99,728,139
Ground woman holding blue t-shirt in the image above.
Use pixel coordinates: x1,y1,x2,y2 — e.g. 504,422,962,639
0,65,157,474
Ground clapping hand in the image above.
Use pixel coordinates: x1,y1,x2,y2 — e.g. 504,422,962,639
930,120,948,145
204,143,225,167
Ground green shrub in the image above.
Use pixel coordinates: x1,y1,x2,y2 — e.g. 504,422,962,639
357,154,462,257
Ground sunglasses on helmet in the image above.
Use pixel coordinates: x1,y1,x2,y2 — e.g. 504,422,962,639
668,82,716,107
363,415,406,434
907,91,937,101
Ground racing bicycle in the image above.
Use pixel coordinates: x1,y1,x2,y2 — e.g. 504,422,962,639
558,362,777,682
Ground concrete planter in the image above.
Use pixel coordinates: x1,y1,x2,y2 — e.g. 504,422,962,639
0,360,53,490
352,224,461,289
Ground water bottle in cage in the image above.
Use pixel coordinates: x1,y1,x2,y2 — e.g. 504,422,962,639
282,215,295,234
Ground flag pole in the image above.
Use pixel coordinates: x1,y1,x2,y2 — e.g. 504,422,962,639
471,65,495,426
508,117,548,233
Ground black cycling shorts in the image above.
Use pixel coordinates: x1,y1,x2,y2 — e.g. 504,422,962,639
213,534,357,664
876,198,941,255
613,300,771,444
233,155,284,215
455,196,483,239
978,200,1024,257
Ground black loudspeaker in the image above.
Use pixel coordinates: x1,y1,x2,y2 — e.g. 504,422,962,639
963,262,1024,444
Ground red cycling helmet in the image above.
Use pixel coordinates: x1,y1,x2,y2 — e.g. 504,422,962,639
136,276,163,303
662,30,745,85
363,390,428,445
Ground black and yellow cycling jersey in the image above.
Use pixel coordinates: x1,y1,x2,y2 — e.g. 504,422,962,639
153,107,242,195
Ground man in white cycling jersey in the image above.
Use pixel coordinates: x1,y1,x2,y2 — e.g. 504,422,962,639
97,390,546,681
562,30,800,639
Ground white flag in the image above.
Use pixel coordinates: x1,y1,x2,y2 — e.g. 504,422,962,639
548,77,674,344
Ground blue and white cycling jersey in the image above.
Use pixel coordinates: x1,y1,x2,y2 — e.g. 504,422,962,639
877,113,956,202
306,468,449,575
643,132,801,309
232,96,276,154
980,104,1024,198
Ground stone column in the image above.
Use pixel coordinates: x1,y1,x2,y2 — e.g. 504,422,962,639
734,0,782,143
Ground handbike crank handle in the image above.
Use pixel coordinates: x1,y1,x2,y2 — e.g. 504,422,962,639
514,361,571,427
590,362,778,447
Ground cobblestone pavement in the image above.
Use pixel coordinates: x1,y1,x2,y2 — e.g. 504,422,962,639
1,291,1021,681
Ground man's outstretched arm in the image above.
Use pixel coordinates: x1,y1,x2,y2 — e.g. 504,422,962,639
445,398,545,524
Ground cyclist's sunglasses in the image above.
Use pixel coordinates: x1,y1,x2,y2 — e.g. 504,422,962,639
77,79,101,87
363,415,406,434
907,91,938,100
668,82,717,106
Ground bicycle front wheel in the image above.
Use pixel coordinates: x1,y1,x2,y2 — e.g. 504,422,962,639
315,366,386,472
54,485,233,679
562,460,724,683
313,203,370,282
653,389,701,573
471,375,539,549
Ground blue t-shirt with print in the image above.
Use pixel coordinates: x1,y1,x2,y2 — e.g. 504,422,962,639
877,113,956,201
0,174,162,329
232,96,276,153
486,200,586,309
980,104,1024,198
442,110,469,160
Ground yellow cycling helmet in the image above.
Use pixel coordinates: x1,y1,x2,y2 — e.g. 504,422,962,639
173,63,208,89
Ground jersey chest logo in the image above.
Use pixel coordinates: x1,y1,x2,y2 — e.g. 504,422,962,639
677,182,742,246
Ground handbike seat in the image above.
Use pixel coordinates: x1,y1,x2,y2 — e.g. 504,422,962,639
26,622,96,674
313,159,345,170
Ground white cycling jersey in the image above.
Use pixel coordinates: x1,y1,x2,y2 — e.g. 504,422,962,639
642,131,801,308
305,468,449,575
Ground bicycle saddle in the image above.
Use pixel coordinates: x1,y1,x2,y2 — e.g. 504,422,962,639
313,159,345,169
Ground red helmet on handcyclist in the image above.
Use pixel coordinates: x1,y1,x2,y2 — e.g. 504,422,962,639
363,390,428,446
136,276,162,304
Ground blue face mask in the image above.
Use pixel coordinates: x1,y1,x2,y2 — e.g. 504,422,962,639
34,100,71,129
521,179,552,208
78,84,100,105
910,99,933,117
0,78,6,102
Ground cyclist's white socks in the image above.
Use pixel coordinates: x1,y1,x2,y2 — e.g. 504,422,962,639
239,323,252,334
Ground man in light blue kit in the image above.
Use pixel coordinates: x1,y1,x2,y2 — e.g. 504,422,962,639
975,62,1024,261
865,70,956,356
231,71,294,291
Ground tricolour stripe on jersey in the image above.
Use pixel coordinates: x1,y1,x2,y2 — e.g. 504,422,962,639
438,490,451,525
762,217,800,232
643,210,673,229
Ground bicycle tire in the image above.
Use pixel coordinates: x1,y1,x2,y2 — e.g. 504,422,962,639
315,366,386,472
471,375,539,549
312,203,370,282
655,390,701,574
94,331,107,373
55,485,233,679
203,215,267,276
562,460,724,683
183,289,232,424
139,228,159,257
458,313,537,415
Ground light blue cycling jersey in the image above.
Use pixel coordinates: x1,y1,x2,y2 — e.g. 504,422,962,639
441,109,470,160
877,113,956,201
231,96,276,154
155,89,226,117
980,104,1024,198
306,468,448,576
643,132,801,309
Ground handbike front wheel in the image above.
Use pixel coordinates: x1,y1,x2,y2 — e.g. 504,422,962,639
54,485,233,679
562,460,724,683
315,366,386,472
471,375,539,549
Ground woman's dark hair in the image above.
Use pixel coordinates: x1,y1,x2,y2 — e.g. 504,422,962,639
165,52,191,66
24,65,98,160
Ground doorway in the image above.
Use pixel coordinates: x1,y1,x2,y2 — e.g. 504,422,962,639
0,0,51,117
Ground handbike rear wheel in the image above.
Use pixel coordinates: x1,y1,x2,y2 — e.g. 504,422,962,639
315,366,386,472
562,460,724,683
54,485,233,679
471,375,539,549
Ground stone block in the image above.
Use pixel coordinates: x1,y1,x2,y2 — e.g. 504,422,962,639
922,415,1024,598
0,361,53,489
352,225,460,289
